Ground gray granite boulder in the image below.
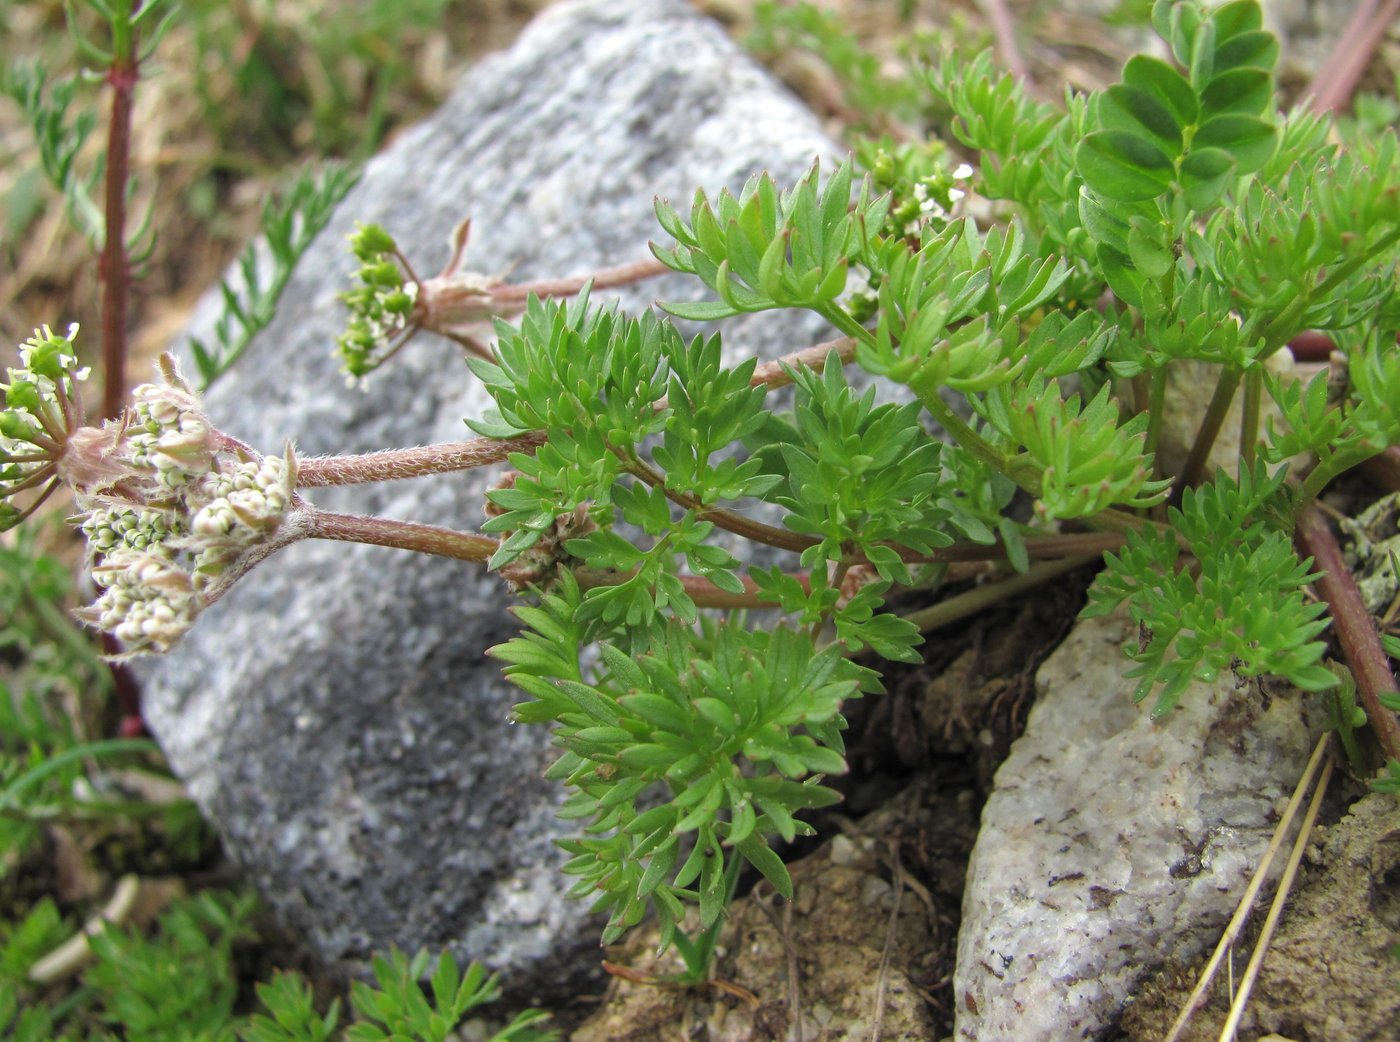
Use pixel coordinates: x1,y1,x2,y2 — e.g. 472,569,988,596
142,0,840,995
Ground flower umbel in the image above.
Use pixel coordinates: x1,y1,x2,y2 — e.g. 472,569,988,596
0,324,89,530
80,374,298,655
0,328,301,657
336,222,422,380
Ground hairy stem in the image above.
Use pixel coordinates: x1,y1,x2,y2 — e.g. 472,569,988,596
427,259,671,339
490,258,671,306
746,336,857,392
295,433,547,487
301,507,497,564
1295,505,1400,761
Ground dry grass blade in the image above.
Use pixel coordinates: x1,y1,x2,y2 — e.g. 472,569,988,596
1216,753,1335,1042
29,874,141,984
1162,732,1332,1042
869,840,907,1042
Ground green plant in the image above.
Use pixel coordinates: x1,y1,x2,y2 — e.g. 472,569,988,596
244,947,554,1042
189,163,361,390
6,0,1400,982
85,890,257,1041
0,523,204,879
0,887,547,1042
341,948,554,1042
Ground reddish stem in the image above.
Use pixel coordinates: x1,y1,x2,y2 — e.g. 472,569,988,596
981,0,1032,86
489,258,671,306
295,433,547,487
301,507,497,564
100,13,142,419
1295,505,1400,761
1306,0,1400,114
575,568,806,610
1287,330,1335,363
1361,447,1400,493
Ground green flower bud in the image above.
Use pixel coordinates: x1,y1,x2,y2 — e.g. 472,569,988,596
18,325,79,380
341,285,375,310
872,150,895,185
3,377,43,414
383,289,414,315
23,338,65,381
350,222,398,260
362,260,403,288
0,411,43,443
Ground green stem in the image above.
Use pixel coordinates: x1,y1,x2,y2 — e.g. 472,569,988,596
1172,366,1241,502
903,555,1098,633
814,553,853,640
1145,367,1167,473
0,798,191,824
1239,367,1263,472
1311,227,1400,300
1332,685,1368,777
1296,442,1384,509
815,303,876,345
672,850,742,984
915,389,1039,494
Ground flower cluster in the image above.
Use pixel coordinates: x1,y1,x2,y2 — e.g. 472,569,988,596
74,419,296,656
845,146,976,323
336,222,419,380
1,328,299,657
863,142,975,241
0,324,89,530
123,381,216,488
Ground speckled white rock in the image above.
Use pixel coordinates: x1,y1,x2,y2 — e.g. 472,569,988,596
954,607,1324,1041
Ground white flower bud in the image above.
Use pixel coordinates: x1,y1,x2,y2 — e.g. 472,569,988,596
80,548,201,655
